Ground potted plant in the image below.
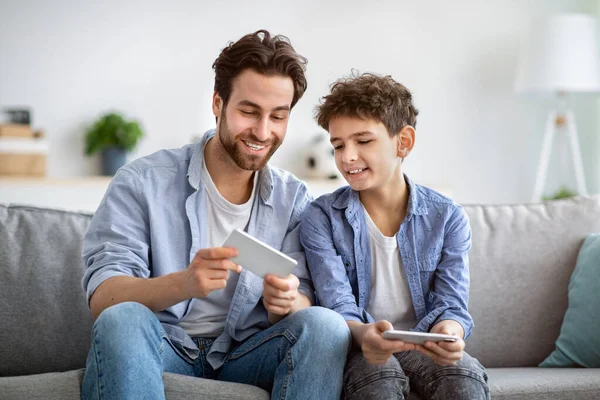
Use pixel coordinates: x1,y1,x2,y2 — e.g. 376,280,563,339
85,112,144,176
542,186,578,201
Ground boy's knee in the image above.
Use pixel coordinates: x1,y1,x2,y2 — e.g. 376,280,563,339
346,351,403,378
453,353,488,383
428,369,489,400
344,352,407,400
428,357,489,399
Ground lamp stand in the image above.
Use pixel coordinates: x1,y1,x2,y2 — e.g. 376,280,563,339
532,109,588,202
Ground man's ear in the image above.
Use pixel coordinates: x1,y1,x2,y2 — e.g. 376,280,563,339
212,92,223,119
396,125,416,158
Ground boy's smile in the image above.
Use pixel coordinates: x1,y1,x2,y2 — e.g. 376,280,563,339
345,166,369,184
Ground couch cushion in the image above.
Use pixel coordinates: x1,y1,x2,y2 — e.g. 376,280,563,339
0,369,82,400
0,369,270,400
540,233,600,367
406,368,600,400
486,367,600,400
0,205,95,376
464,195,600,367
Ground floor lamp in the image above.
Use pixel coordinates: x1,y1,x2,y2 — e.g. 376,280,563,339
514,13,600,202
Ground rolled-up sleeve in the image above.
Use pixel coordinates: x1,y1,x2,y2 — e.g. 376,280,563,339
300,202,371,323
81,169,151,304
419,205,474,338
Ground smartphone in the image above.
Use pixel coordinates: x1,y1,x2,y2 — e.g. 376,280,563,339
222,229,297,278
382,330,458,345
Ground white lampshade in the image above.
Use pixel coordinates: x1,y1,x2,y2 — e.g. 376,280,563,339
515,13,600,93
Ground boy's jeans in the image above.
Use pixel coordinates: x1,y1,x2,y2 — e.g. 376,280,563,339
82,302,350,400
343,349,490,400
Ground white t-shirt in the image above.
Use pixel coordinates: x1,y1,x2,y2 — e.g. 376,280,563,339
363,205,417,330
178,158,258,337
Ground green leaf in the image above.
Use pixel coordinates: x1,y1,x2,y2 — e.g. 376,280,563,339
542,186,578,201
84,112,145,156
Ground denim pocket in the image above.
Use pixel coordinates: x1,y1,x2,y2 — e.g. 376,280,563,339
161,333,197,364
419,252,440,294
226,325,292,362
426,247,442,269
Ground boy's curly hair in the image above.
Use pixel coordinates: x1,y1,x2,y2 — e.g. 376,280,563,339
315,72,418,136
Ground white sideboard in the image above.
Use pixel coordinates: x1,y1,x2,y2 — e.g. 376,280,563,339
0,177,450,213
0,177,112,213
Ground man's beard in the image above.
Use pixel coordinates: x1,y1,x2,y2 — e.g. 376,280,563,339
217,113,281,171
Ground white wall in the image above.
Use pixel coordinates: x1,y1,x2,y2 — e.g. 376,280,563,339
1,0,598,204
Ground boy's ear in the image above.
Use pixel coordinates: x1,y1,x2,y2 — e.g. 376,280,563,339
396,125,416,158
212,92,223,119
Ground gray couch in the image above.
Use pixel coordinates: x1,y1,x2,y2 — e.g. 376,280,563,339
1,197,600,399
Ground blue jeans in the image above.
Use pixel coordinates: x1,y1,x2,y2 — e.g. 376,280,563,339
343,350,489,400
82,302,350,400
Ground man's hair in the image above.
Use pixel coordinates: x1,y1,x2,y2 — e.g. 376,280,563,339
315,72,419,135
212,30,308,109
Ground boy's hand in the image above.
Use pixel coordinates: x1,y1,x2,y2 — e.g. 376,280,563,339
183,247,242,298
416,320,465,366
262,273,299,316
361,320,416,365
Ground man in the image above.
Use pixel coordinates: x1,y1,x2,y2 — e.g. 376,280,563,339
81,30,350,400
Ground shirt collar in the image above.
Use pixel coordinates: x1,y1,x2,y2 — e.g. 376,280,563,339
332,173,428,217
187,130,214,191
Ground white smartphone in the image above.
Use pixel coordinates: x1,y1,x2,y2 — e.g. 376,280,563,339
222,229,297,279
382,330,458,345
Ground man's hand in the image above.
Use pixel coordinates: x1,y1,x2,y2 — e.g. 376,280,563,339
359,320,417,365
416,319,465,366
262,273,299,316
181,247,242,298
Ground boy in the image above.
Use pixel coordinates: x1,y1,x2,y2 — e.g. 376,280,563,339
300,73,489,399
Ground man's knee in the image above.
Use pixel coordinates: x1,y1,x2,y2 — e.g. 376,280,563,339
289,307,351,351
296,307,349,336
93,301,156,336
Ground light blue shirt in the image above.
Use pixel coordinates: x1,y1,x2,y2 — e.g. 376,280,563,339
82,130,314,368
299,175,474,338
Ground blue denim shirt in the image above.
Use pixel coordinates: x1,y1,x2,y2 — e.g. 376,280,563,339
300,175,474,338
82,130,314,369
